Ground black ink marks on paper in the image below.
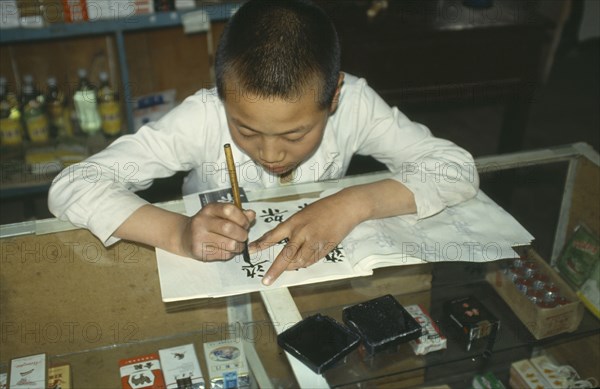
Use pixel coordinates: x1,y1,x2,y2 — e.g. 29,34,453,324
324,245,345,263
260,208,288,223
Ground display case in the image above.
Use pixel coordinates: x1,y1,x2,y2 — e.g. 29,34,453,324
0,143,598,387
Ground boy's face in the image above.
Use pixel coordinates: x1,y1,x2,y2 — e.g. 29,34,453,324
224,84,337,176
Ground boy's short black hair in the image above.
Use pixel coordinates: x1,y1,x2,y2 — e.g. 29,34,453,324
215,0,341,109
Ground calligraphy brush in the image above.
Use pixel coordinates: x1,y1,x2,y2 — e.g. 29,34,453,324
224,143,252,264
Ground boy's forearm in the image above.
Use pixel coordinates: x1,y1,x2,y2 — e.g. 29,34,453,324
114,204,190,257
338,179,417,222
112,180,414,257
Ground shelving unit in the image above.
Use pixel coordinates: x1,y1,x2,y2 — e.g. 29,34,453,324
0,2,241,132
0,2,241,201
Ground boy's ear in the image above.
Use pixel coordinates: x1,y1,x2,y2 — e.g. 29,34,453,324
329,72,345,114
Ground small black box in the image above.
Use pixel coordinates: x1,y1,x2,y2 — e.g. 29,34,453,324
277,314,360,374
443,295,500,351
342,295,422,355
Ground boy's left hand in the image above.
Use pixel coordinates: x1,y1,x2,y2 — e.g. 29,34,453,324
249,192,363,286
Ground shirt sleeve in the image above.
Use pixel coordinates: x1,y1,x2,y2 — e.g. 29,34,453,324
48,94,216,245
347,77,479,221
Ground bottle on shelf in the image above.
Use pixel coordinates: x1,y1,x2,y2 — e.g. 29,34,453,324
73,68,101,135
97,71,122,138
45,77,73,138
0,76,24,146
21,76,50,143
20,74,46,108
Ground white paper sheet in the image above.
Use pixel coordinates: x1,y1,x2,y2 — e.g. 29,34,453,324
157,190,533,301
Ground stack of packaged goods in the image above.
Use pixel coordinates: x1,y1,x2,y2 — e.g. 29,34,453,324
510,355,598,389
0,0,158,29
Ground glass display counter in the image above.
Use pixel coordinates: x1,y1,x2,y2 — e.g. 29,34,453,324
0,143,598,387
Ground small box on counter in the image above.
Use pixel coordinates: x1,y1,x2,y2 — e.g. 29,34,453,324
158,343,204,389
405,304,447,355
203,339,250,389
509,359,550,389
133,89,177,131
528,355,569,388
342,295,422,356
486,248,584,339
443,296,499,351
119,353,166,389
9,353,46,389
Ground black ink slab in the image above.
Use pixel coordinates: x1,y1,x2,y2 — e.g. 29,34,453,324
342,294,422,355
277,314,361,374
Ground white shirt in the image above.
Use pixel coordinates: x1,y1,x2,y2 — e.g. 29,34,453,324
48,73,479,245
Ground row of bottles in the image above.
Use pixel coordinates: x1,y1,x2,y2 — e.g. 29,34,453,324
0,69,122,147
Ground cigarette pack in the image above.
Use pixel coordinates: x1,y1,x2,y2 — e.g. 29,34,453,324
47,364,71,389
9,353,47,389
472,371,505,389
119,353,166,389
509,359,550,389
1,373,7,389
405,304,447,355
342,295,421,355
158,343,205,389
443,296,499,351
203,339,250,389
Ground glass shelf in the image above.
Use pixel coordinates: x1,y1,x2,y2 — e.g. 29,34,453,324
0,275,596,388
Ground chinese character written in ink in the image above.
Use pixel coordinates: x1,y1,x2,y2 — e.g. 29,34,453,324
260,208,288,223
324,245,345,263
242,260,269,279
297,203,309,210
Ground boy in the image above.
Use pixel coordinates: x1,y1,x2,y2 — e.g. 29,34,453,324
48,0,479,286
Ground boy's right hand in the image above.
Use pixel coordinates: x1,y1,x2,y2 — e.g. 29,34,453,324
182,203,255,261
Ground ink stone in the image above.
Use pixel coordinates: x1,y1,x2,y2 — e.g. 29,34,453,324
342,294,422,355
277,314,360,374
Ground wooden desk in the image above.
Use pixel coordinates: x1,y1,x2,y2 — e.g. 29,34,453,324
318,0,553,153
